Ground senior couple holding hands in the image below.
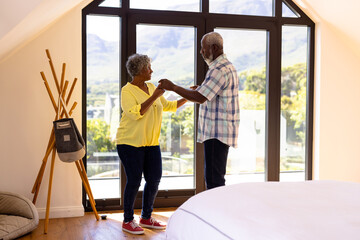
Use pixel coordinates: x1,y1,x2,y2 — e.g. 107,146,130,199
115,31,240,235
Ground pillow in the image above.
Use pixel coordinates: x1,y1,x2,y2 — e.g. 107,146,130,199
0,192,36,219
0,192,39,240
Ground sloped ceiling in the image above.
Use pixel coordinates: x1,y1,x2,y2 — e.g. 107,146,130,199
0,0,88,62
0,0,359,62
294,0,360,56
0,0,43,39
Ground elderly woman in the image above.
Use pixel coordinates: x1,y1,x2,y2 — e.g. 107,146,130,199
116,53,187,235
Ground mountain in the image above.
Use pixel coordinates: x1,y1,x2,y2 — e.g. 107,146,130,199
87,34,119,85
86,21,307,87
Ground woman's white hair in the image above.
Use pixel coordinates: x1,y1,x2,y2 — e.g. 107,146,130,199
126,53,150,78
202,32,223,49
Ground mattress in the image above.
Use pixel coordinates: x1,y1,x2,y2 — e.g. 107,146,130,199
165,180,360,240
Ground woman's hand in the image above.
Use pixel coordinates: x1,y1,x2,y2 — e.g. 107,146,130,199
153,85,165,98
139,86,164,115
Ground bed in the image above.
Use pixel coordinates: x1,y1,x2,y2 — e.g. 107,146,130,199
165,180,360,240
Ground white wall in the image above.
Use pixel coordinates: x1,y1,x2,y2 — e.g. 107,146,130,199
0,2,90,219
1,0,360,219
295,2,360,182
313,21,360,181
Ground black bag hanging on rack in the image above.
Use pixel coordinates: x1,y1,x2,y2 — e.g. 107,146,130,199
53,118,86,163
53,92,85,163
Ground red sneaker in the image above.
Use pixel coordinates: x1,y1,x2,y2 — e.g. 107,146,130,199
122,220,144,235
139,217,166,230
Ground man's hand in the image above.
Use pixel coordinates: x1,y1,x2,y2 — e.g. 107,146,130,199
190,85,199,90
159,79,207,104
158,79,175,91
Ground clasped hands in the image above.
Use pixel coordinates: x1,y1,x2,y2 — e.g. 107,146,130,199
158,79,198,91
158,79,175,91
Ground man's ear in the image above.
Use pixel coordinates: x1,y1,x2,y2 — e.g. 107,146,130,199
212,44,218,52
212,44,221,55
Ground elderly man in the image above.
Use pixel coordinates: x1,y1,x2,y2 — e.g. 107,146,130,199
159,32,240,189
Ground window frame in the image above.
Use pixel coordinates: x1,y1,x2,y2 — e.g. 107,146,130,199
82,0,315,211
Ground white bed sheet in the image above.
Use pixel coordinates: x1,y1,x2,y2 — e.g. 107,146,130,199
165,180,360,240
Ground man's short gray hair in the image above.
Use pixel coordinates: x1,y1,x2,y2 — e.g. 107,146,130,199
202,32,223,49
126,53,151,78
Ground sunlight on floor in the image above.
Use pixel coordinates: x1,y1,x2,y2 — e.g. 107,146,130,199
100,208,175,223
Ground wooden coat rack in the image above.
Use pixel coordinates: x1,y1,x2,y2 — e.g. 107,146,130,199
31,49,99,234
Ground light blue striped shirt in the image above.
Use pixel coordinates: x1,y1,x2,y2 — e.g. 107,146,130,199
196,54,240,148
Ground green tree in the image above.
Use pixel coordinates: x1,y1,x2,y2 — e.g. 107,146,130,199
159,105,194,155
239,63,307,144
280,63,307,144
86,119,116,159
242,68,267,94
239,68,267,110
178,106,194,153
240,90,266,110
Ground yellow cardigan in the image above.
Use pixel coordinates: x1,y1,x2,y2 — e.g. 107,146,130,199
116,82,177,147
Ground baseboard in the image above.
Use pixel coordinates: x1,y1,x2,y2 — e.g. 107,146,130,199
37,205,84,219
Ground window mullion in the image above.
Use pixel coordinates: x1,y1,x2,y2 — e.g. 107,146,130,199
266,24,282,181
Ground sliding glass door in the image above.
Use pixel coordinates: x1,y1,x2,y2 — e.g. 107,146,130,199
215,28,268,184
86,15,121,200
136,24,196,190
280,25,309,181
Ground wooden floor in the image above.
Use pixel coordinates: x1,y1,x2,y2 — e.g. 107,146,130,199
18,207,176,240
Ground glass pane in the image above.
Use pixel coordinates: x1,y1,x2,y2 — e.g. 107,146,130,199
86,15,120,199
282,2,299,18
99,0,121,8
136,24,195,190
215,28,267,184
280,25,308,181
131,0,199,12
210,0,273,16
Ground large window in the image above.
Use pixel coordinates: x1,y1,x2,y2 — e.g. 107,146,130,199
86,15,120,199
136,24,196,190
280,25,309,181
82,0,314,210
215,28,268,183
